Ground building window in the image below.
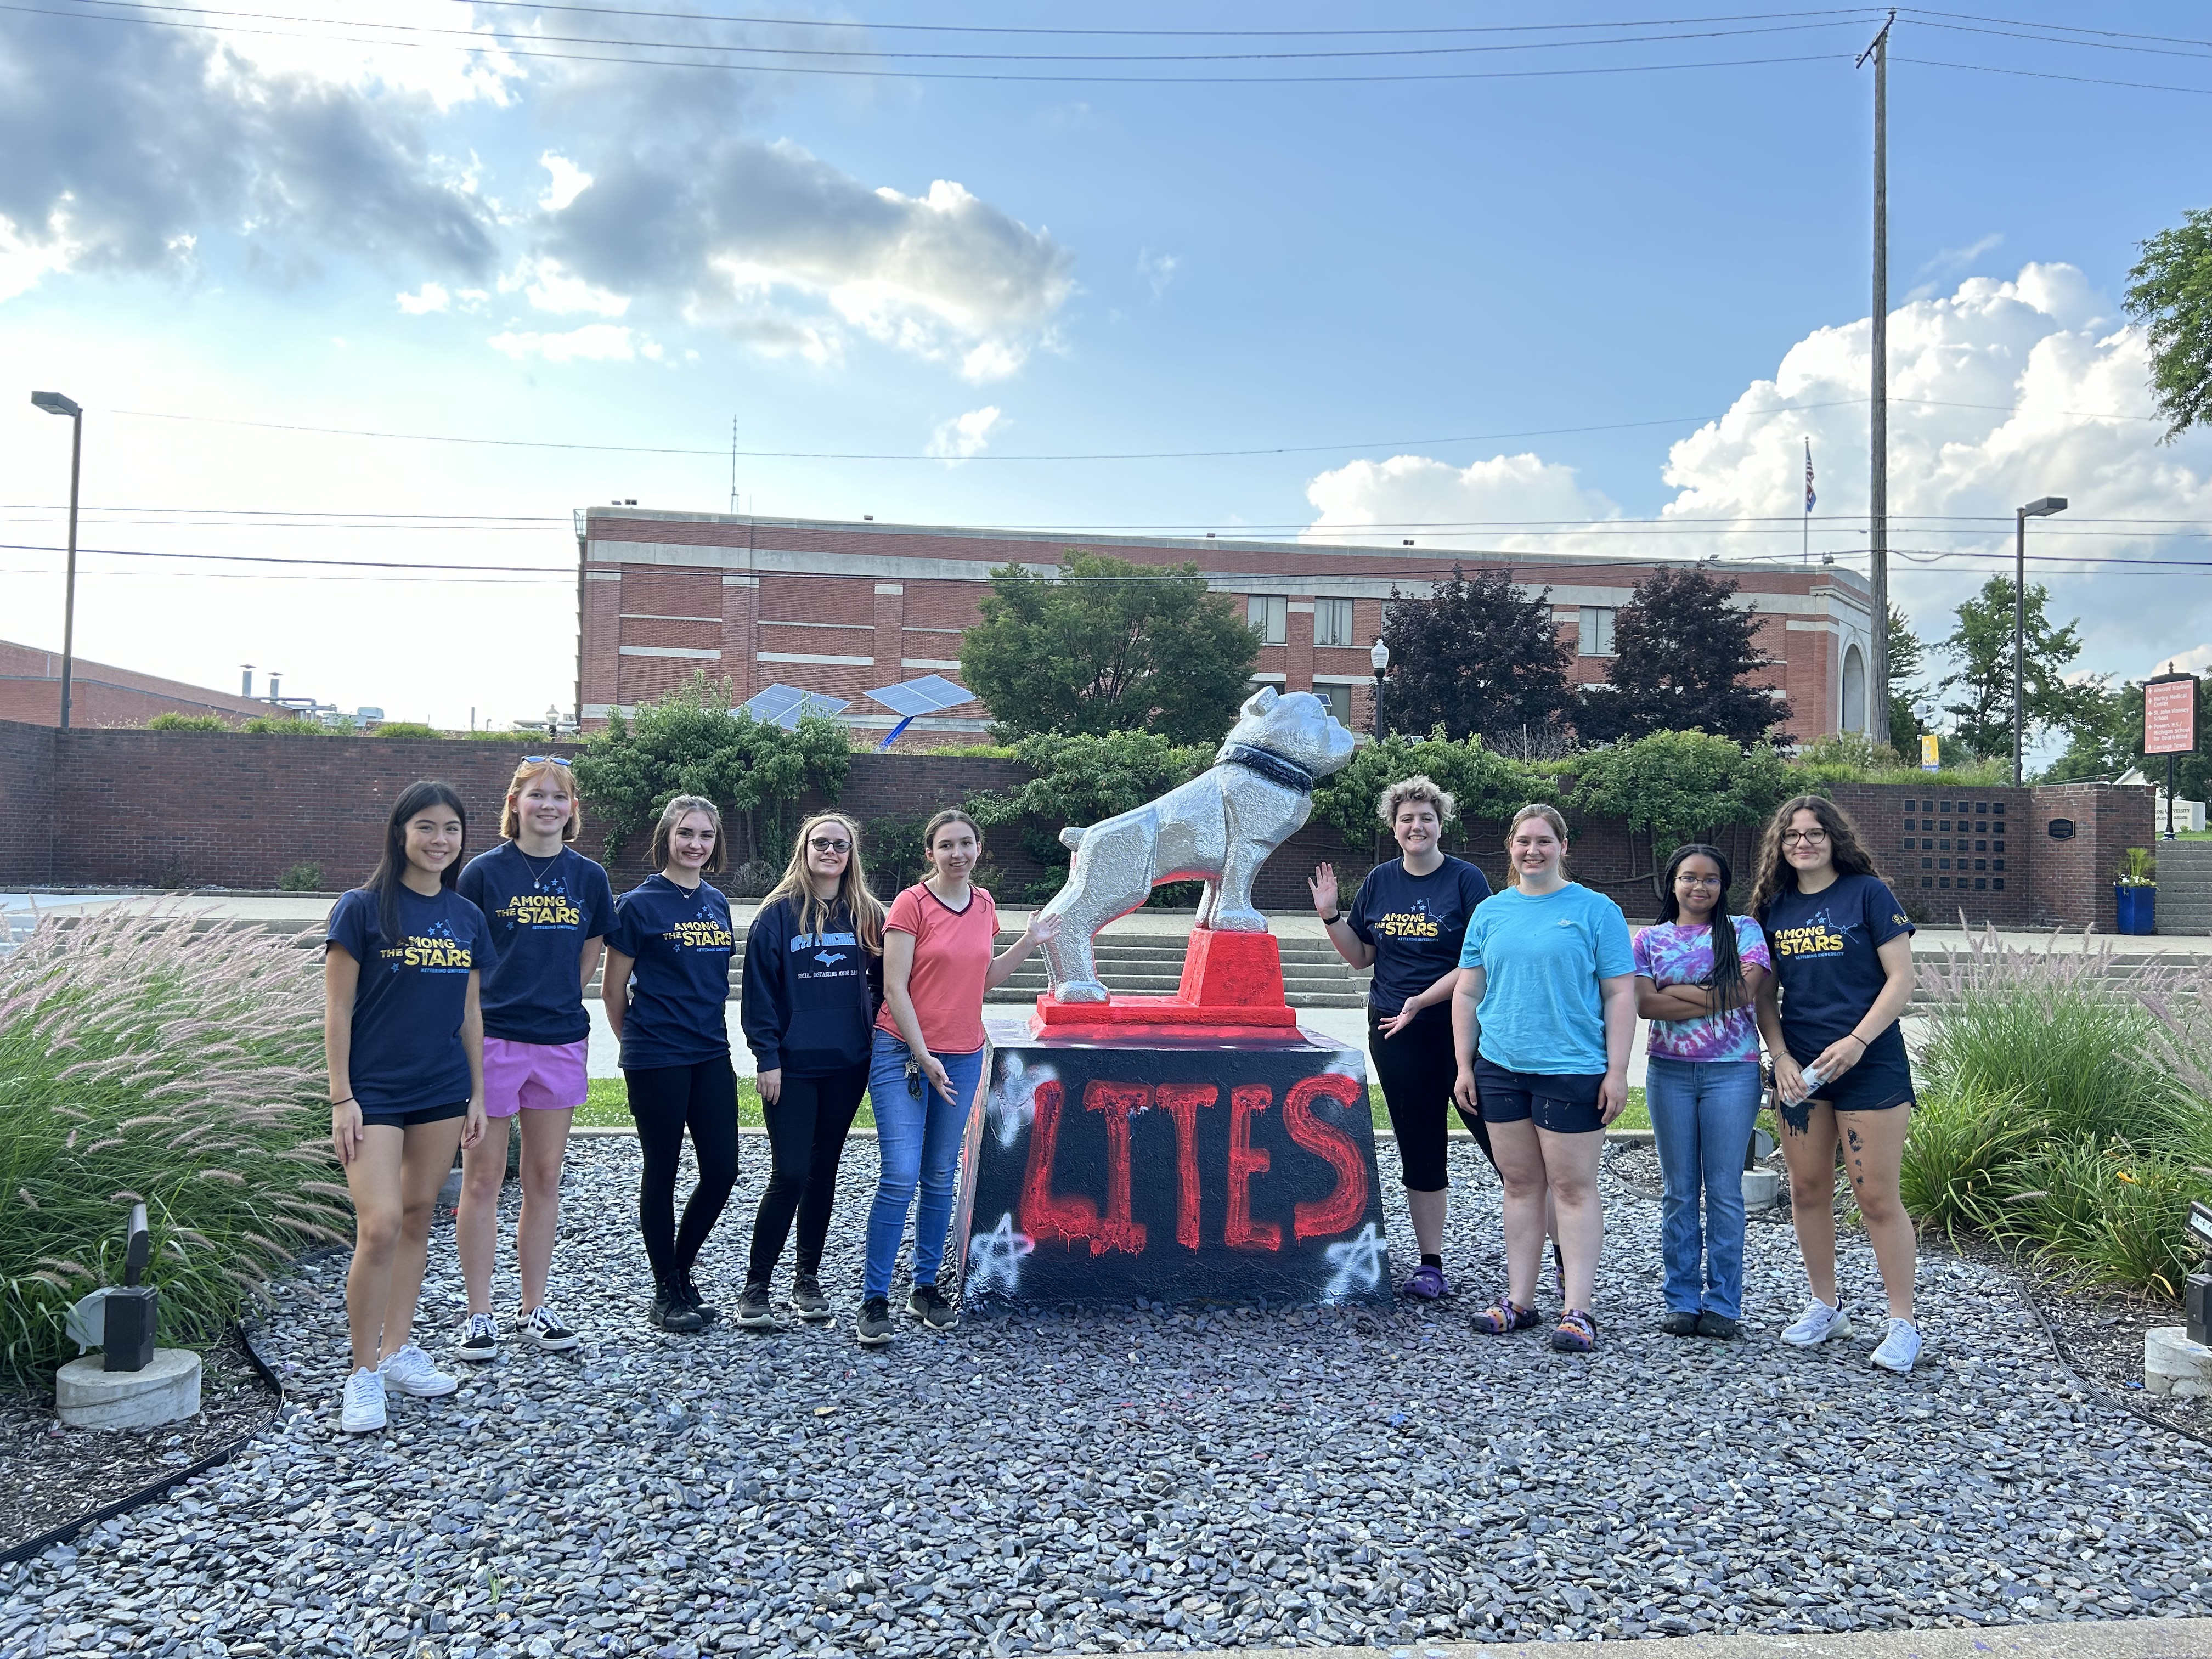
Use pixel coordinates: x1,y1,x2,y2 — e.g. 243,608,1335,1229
1314,684,1352,725
1249,594,1287,646
1313,597,1354,647
1578,606,1616,658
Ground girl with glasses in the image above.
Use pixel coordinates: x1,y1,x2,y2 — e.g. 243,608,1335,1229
857,809,1058,1347
450,755,614,1362
603,795,740,1335
323,780,489,1433
1452,804,1635,1353
1634,843,1771,1341
1750,794,1922,1374
734,814,885,1328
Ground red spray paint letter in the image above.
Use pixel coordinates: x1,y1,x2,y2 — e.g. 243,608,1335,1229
1019,1079,1100,1248
1283,1074,1370,1241
1226,1085,1282,1252
1155,1084,1218,1249
1082,1081,1151,1255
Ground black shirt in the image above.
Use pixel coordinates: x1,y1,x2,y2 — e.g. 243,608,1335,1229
1762,872,1915,1050
1347,854,1493,1023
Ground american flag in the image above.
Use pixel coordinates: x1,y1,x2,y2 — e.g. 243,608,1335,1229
1804,438,1816,514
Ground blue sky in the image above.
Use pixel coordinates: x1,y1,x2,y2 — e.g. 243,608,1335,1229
2,2,2208,736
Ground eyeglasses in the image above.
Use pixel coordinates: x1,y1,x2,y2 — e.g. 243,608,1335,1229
523,755,571,768
809,837,851,854
1780,828,1829,845
1674,873,1722,887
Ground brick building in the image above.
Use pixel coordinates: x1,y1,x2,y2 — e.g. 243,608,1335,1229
0,638,273,729
573,511,1878,743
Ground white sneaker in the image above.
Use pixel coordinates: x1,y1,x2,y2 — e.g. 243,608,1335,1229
1871,1317,1923,1374
454,1312,498,1363
378,1342,459,1398
1780,1298,1854,1347
519,1303,580,1352
340,1368,387,1434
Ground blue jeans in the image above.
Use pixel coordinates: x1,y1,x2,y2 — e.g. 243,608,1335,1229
864,1030,988,1302
1644,1057,1763,1321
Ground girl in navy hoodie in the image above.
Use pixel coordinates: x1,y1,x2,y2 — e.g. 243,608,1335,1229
734,812,885,1328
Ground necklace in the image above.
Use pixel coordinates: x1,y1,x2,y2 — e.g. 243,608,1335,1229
517,846,561,889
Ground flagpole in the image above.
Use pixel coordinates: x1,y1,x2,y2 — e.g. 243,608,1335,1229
1859,9,1895,747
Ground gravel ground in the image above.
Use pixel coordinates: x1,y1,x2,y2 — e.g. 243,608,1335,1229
9,1137,2212,1658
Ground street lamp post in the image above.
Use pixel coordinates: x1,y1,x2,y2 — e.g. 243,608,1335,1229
1369,638,1391,738
30,392,82,730
2013,496,2068,786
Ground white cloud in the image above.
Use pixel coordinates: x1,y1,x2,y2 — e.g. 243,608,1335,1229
1136,247,1180,299
487,323,641,362
927,406,1006,461
514,257,629,318
206,0,522,111
1302,262,2212,693
0,207,80,302
538,153,594,213
1914,231,2004,287
547,145,1073,381
396,281,450,314
1305,452,1623,550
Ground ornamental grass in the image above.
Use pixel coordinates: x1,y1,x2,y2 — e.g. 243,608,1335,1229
0,902,346,1380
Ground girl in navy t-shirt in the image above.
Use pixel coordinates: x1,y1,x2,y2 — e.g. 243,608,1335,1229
324,780,488,1435
602,794,739,1335
1751,794,1922,1375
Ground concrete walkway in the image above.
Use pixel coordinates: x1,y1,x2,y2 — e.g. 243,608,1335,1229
1173,1617,2212,1657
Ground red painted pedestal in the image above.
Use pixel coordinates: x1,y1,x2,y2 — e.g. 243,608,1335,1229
1031,929,1299,1039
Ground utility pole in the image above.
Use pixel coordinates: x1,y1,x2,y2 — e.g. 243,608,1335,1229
1859,10,1895,747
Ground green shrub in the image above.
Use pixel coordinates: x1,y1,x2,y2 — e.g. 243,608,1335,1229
277,861,324,893
1896,1086,2045,1243
1979,1140,2204,1300
144,713,228,732
1919,930,2194,1151
0,906,345,1378
1570,730,1792,863
864,817,929,898
1310,731,1547,854
966,730,1211,899
241,716,335,736
367,721,440,740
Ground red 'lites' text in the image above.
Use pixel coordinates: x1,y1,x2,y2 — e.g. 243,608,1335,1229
1019,1076,1368,1255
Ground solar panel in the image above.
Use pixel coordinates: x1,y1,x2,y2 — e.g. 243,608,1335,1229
738,682,851,730
865,675,976,718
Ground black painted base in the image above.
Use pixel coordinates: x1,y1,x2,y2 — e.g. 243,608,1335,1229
951,1018,1392,1312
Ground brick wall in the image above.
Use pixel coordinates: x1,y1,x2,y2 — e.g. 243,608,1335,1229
0,720,55,884
0,718,2151,928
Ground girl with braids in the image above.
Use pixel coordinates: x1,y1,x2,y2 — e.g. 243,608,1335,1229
735,812,885,1328
1634,843,1772,1341
1750,794,1922,1374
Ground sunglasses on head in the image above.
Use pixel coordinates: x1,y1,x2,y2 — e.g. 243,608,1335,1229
523,755,571,768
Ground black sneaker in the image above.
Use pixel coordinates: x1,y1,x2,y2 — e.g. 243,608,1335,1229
907,1283,958,1331
650,1286,704,1334
680,1277,720,1325
856,1297,895,1346
791,1272,832,1323
454,1312,499,1363
518,1303,580,1352
1660,1310,1700,1337
732,1283,776,1330
1696,1311,1745,1341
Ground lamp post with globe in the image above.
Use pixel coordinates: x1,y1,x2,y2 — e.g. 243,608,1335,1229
1369,637,1391,739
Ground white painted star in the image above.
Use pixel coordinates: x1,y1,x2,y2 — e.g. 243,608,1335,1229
965,1211,1035,1297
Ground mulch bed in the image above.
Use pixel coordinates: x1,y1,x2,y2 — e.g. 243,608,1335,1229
1609,1141,2212,1444
0,1327,280,1557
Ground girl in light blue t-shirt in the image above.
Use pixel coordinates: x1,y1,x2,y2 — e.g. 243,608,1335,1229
1451,804,1635,1354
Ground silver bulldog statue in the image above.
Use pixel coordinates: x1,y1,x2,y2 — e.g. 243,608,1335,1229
1038,686,1359,1002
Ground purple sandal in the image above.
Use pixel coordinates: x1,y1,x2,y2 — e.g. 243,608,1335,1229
1402,1263,1450,1300
1472,1296,1543,1335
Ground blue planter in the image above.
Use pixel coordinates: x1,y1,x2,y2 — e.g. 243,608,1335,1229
2116,884,2156,935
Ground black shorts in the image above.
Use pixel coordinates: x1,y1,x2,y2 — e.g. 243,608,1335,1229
1784,1026,1915,1116
357,1098,469,1131
1472,1059,1606,1136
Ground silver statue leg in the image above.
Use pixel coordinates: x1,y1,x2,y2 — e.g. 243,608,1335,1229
1205,840,1271,932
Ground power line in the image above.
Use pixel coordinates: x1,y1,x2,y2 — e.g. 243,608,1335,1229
1893,54,2212,95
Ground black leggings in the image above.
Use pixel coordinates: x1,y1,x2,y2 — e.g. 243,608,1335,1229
624,1058,740,1289
1368,1006,1494,1190
745,1063,869,1286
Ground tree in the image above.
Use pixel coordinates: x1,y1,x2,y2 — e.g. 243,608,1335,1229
1569,729,1792,900
1935,577,2094,761
959,551,1259,746
2040,680,2143,783
1581,567,1790,747
1374,565,1573,743
1310,731,1549,856
1886,603,1931,749
2126,206,2212,442
570,672,850,866
965,730,1212,902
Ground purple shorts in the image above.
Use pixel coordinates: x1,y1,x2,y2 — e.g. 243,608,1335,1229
483,1036,589,1119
